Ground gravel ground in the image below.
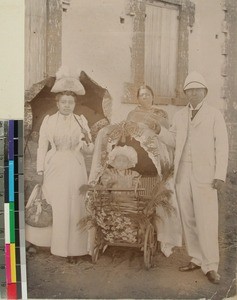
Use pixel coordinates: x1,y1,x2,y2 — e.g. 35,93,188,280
25,140,237,299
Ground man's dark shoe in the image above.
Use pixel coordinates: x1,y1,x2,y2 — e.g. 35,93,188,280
206,271,220,284
179,262,201,272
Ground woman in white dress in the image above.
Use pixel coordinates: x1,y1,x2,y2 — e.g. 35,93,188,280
126,85,182,257
26,70,94,263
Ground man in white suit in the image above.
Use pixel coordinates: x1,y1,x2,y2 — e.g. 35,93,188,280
153,71,229,284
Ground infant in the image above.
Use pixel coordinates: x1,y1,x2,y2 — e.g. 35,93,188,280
100,145,141,189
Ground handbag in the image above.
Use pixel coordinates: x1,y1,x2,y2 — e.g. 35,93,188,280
25,184,53,228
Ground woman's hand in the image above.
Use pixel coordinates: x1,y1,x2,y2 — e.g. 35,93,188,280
154,123,161,134
82,141,94,154
144,114,161,134
81,128,92,145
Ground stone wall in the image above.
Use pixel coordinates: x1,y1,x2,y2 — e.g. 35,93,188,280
225,0,237,175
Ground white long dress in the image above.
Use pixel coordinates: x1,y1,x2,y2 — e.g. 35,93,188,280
26,112,93,257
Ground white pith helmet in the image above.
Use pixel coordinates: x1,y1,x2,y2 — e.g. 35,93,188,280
183,71,208,92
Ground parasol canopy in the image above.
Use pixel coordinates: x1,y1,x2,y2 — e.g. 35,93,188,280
25,71,112,133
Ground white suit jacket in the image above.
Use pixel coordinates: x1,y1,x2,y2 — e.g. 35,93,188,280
37,112,93,173
159,103,229,183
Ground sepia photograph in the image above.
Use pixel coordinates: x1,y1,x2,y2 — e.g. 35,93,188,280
24,0,236,299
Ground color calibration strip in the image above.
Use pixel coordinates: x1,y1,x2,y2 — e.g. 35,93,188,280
0,120,27,299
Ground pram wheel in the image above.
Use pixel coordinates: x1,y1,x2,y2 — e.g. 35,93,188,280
144,224,156,270
90,227,101,264
92,245,100,264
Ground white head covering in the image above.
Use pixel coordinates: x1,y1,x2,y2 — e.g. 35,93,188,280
183,71,208,91
108,146,138,169
51,66,85,95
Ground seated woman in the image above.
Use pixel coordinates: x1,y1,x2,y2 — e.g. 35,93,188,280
124,85,182,257
89,85,182,257
100,145,141,189
125,85,172,176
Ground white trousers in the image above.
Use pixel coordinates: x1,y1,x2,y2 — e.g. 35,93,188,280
175,162,219,274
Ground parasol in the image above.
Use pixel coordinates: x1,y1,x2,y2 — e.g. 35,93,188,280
25,71,112,133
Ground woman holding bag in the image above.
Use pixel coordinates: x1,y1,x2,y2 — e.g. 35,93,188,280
26,67,94,263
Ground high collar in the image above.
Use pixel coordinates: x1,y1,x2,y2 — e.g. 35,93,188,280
137,105,153,111
188,100,204,110
58,112,73,119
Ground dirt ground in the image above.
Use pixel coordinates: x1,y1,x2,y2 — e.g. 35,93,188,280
25,140,237,300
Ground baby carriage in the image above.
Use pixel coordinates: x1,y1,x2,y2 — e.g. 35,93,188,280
86,185,159,269
83,121,175,269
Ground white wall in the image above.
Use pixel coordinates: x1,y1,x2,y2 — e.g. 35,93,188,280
0,0,24,119
165,0,225,122
62,0,135,123
0,0,225,122
189,0,225,111
62,0,224,124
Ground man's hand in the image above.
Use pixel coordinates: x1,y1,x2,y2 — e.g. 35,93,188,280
37,171,44,186
212,179,225,191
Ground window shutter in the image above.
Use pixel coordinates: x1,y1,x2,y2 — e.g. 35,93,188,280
25,0,62,90
25,0,47,90
145,2,179,104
